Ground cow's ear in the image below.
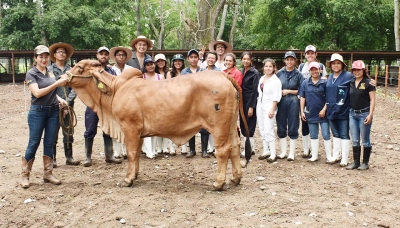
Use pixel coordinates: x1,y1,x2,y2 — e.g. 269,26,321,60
93,77,113,96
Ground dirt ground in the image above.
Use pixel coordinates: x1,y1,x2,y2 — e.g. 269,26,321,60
1,83,400,228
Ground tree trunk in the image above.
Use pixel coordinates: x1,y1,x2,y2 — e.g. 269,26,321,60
36,0,48,46
136,0,141,36
395,0,400,64
229,1,238,45
210,0,227,41
216,3,228,40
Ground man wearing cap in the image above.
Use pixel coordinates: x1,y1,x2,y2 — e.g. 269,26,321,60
203,40,233,71
48,42,80,167
298,45,328,158
276,51,304,161
127,35,152,72
82,46,122,167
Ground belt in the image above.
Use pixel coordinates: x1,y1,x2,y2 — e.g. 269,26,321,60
353,107,370,114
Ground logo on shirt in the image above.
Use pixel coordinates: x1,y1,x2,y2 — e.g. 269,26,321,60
359,83,366,90
48,72,55,78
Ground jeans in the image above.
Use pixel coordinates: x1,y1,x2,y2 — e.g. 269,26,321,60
349,110,372,147
308,122,330,140
276,95,299,139
25,104,60,161
329,118,350,139
53,107,74,145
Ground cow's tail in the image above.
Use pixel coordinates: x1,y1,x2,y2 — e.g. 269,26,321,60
224,74,252,166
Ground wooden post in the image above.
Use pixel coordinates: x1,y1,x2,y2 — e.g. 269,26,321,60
375,65,378,85
11,52,15,85
398,66,400,99
385,65,388,97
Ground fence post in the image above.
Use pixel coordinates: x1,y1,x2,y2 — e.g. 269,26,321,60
375,65,378,86
385,65,388,97
398,66,400,99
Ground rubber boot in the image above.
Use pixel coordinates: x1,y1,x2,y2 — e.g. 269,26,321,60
64,143,80,165
208,135,215,153
250,137,255,155
277,138,287,159
358,147,372,170
340,139,351,167
258,140,270,160
43,155,61,185
201,134,210,158
267,141,277,163
162,138,170,154
170,142,176,156
308,139,319,162
83,138,93,167
327,137,341,164
52,144,58,168
346,146,361,170
302,135,311,158
324,140,333,163
181,143,188,155
156,136,163,154
104,136,122,164
186,136,196,158
287,139,297,161
113,139,122,159
21,157,35,188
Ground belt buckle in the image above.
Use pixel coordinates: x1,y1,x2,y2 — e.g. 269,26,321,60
354,109,361,113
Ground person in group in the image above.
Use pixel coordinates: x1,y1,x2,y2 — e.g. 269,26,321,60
181,49,209,158
223,53,243,86
154,53,172,155
83,46,122,167
21,45,69,188
126,35,152,72
256,59,282,162
48,42,80,167
299,62,330,162
109,46,133,159
298,45,328,158
346,60,376,170
205,40,233,70
239,52,260,157
276,51,304,161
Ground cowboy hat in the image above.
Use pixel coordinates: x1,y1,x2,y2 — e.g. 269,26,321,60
49,42,74,62
208,40,233,54
129,35,153,50
109,46,133,63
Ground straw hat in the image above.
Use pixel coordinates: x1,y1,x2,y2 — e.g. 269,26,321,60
208,40,233,54
129,35,153,50
109,46,132,63
49,42,74,62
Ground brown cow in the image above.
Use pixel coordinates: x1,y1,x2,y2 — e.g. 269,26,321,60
63,60,251,190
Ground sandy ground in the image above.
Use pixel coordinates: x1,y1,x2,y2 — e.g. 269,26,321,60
0,83,400,228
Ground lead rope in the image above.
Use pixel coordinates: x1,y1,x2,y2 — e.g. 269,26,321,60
59,86,77,149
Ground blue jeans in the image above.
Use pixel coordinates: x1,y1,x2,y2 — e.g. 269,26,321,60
309,122,330,140
349,110,372,147
25,104,60,161
329,118,350,139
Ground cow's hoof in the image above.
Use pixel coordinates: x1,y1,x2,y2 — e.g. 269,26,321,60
230,177,241,186
121,178,133,187
213,182,225,191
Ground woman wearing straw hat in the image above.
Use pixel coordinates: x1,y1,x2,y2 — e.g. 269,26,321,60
127,35,152,72
48,42,80,167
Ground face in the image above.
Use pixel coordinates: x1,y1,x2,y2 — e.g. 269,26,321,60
115,50,127,65
241,54,251,68
187,53,199,67
135,41,148,54
309,67,320,78
331,60,343,73
284,57,296,69
145,62,155,73
215,44,225,55
352,69,364,78
224,56,235,69
263,61,274,76
174,60,183,69
206,54,217,66
96,51,110,65
35,53,50,69
54,48,67,61
305,51,317,62
156,59,166,69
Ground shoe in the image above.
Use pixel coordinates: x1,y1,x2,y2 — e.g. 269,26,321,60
21,157,35,188
43,155,61,185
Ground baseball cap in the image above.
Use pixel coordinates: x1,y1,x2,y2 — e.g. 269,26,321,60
284,51,296,59
172,54,184,62
308,61,321,71
187,49,199,57
97,46,110,53
34,45,50,55
305,45,316,53
154,54,167,62
144,58,155,65
351,60,365,70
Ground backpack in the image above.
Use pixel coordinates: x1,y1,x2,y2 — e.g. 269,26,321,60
299,62,324,76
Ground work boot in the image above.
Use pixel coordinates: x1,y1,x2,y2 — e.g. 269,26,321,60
21,157,35,188
104,136,122,164
83,138,94,167
186,136,196,158
43,155,61,185
340,139,351,167
52,144,58,168
287,139,297,161
346,146,361,170
302,135,311,158
308,139,319,162
358,147,372,170
201,134,210,158
64,143,80,165
277,138,287,159
258,140,270,160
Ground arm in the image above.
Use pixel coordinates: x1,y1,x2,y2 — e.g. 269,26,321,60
319,104,327,118
282,89,298,96
364,91,376,125
300,97,306,121
269,101,278,119
28,78,68,98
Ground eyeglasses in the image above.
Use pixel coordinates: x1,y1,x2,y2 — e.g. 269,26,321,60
56,51,66,54
216,45,225,49
116,54,127,57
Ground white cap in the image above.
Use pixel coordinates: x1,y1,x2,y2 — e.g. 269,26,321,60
305,45,316,53
155,54,166,62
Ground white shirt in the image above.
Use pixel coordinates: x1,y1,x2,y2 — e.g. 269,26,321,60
112,64,133,76
300,62,327,79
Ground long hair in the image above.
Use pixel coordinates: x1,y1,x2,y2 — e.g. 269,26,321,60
155,60,170,75
170,60,185,78
263,58,277,75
